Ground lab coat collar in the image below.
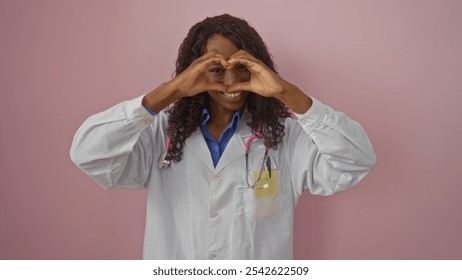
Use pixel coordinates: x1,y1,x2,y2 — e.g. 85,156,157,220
185,129,215,172
214,109,253,173
238,108,253,137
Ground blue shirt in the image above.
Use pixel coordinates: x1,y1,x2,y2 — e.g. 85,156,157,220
200,108,241,167
144,106,241,167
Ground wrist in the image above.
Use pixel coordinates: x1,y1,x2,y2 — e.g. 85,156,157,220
164,79,184,99
143,81,182,112
275,81,312,114
273,80,295,102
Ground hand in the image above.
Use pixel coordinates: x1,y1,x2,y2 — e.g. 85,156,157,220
172,50,230,97
226,50,287,97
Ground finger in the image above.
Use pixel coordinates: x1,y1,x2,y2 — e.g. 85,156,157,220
227,81,252,93
201,50,229,66
193,50,227,66
203,49,227,60
204,56,230,68
205,82,227,93
230,50,259,62
228,50,260,67
227,57,259,72
195,56,229,72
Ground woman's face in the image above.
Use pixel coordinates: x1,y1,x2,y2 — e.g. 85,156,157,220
204,34,251,113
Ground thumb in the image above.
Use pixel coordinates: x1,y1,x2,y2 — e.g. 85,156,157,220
205,83,227,93
227,81,251,93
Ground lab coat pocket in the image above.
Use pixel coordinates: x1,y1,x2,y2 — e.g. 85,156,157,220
241,156,281,219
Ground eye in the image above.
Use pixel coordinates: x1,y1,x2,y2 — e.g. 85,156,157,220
208,66,225,75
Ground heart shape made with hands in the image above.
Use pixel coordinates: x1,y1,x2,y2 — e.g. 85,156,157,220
208,49,257,69
198,49,282,98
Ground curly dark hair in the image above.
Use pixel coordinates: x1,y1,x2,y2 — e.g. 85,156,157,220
166,14,291,162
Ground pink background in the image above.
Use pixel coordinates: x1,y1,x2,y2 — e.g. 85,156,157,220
1,0,461,259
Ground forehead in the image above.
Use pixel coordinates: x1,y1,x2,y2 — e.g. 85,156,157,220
204,34,240,59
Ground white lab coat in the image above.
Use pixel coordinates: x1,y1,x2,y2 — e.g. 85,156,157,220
70,95,376,259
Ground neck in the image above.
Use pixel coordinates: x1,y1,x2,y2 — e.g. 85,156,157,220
208,106,237,126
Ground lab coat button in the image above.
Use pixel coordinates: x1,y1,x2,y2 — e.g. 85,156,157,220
211,174,221,181
208,252,217,259
209,211,217,219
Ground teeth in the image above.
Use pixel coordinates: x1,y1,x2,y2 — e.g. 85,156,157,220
222,91,242,98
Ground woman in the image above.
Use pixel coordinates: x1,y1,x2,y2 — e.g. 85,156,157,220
70,14,376,259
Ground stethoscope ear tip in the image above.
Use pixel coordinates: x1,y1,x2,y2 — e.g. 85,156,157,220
262,183,269,189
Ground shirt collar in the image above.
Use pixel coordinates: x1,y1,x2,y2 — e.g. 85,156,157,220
200,108,243,127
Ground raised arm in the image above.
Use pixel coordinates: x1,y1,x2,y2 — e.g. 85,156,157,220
70,50,230,189
226,49,376,196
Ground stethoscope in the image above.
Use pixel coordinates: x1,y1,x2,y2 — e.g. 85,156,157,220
158,136,172,169
159,132,272,190
243,133,271,189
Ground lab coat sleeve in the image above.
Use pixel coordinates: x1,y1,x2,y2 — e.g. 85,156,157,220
286,97,376,197
70,95,160,189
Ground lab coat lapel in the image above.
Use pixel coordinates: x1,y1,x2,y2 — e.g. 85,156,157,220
185,129,214,172
214,110,253,173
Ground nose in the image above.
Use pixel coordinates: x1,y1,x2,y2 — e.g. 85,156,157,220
223,69,240,86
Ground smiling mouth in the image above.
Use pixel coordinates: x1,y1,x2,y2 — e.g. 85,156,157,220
220,91,242,98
